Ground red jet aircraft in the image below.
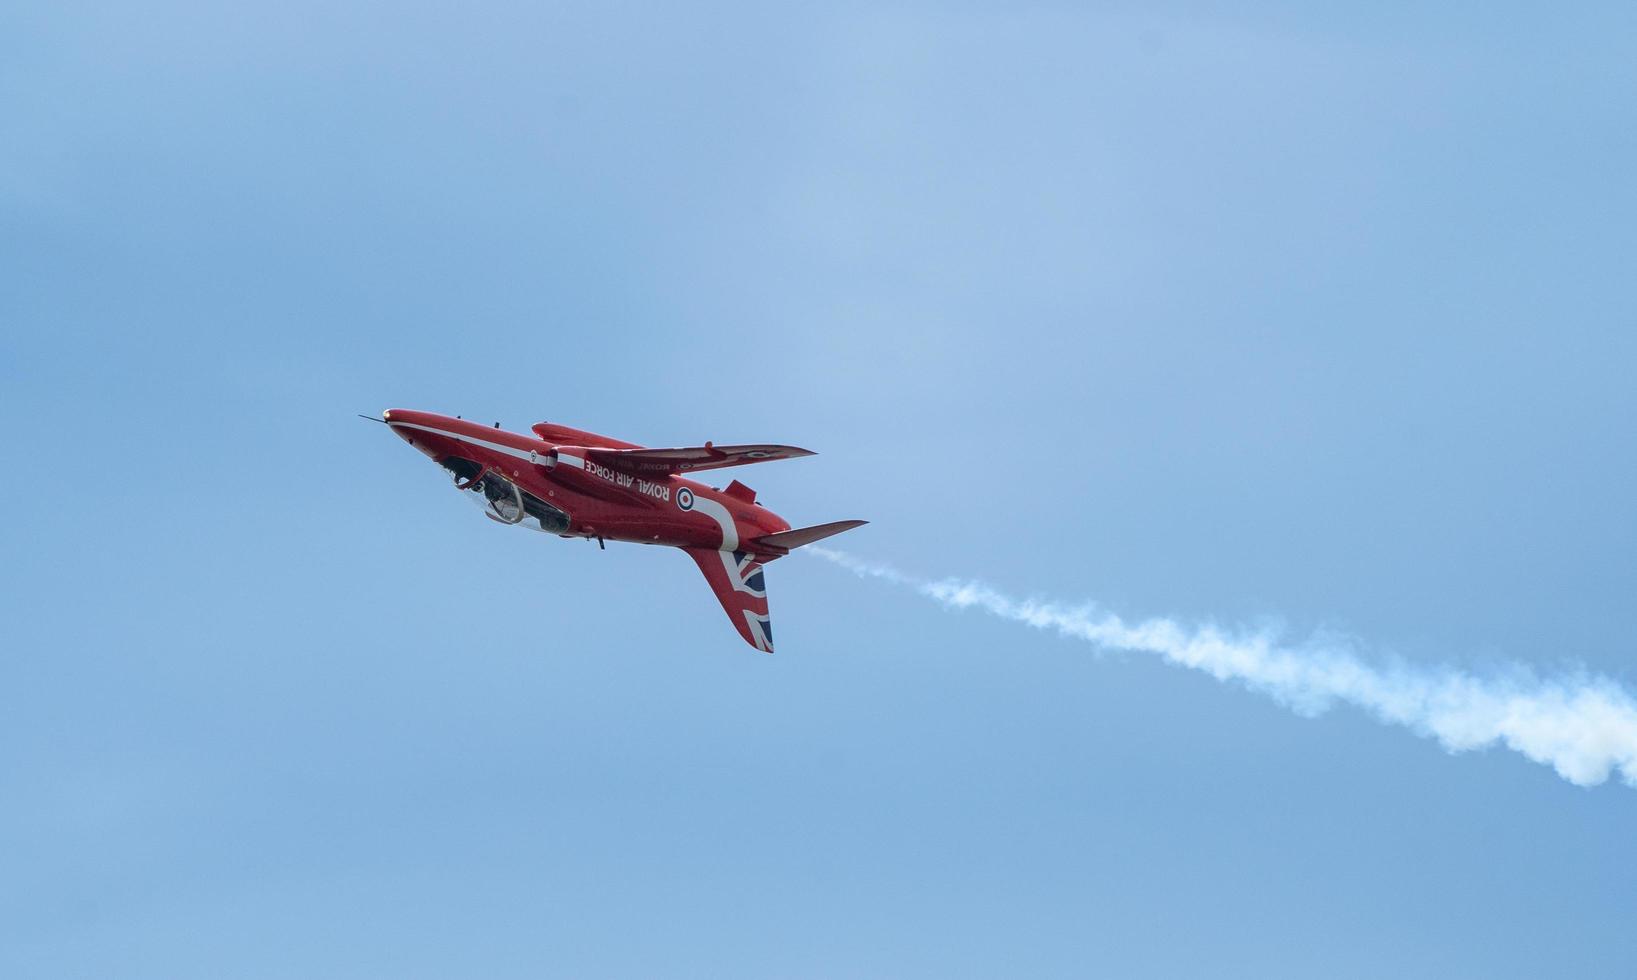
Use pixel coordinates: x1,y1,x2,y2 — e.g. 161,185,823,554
373,409,866,652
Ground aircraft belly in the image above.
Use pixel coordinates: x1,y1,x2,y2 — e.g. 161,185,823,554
520,476,703,546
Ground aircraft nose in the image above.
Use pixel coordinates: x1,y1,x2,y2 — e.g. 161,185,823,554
382,408,422,432
381,409,420,445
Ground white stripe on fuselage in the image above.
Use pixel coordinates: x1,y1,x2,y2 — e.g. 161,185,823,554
689,494,763,598
688,494,739,551
388,421,548,467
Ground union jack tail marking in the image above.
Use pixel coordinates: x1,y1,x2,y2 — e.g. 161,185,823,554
684,546,774,652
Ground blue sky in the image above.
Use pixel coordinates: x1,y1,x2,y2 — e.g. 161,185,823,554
4,2,1635,977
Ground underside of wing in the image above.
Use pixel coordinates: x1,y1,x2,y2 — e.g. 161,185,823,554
683,546,774,653
531,422,644,450
589,442,814,475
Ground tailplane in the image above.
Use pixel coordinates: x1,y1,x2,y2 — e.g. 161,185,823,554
753,520,868,553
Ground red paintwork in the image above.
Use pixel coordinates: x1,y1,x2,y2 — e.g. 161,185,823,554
386,408,789,547
380,409,862,652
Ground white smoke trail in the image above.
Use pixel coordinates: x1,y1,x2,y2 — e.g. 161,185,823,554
807,546,1637,788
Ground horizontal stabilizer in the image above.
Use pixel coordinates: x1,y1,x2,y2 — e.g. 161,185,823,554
754,520,868,552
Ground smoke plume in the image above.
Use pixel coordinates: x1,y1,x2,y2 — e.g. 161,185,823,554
808,547,1637,788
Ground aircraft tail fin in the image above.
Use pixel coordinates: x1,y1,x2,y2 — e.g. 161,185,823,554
753,520,868,552
684,546,775,653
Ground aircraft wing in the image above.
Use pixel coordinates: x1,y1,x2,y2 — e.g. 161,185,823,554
683,546,775,653
587,443,814,475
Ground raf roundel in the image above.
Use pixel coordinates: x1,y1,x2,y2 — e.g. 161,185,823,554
676,487,695,511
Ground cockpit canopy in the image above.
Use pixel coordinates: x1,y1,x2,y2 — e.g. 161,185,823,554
439,458,571,533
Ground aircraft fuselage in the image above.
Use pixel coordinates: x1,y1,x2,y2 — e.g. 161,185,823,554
383,409,791,557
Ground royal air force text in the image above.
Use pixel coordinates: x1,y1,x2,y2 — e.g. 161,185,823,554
584,460,671,502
